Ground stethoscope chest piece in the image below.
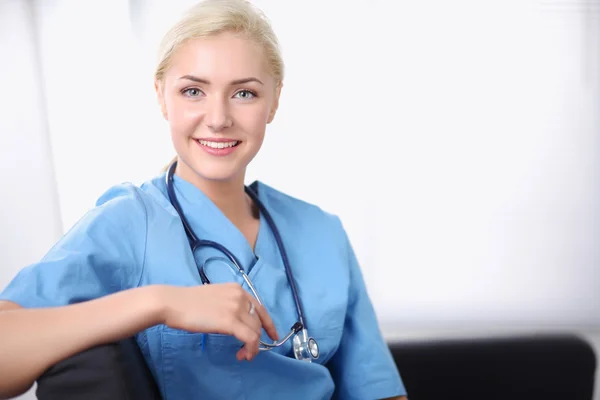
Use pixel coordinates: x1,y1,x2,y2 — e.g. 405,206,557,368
293,329,319,361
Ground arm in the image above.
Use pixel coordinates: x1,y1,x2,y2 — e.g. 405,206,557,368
0,185,150,398
0,184,277,398
0,282,278,399
0,288,161,399
0,185,149,399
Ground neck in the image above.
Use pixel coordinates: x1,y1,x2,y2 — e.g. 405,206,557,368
175,161,256,225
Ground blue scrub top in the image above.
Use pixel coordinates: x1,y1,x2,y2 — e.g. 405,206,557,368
0,173,406,399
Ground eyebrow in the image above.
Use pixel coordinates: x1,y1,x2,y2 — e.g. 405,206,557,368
178,75,263,85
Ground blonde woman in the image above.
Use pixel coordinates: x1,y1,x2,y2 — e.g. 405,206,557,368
0,1,407,399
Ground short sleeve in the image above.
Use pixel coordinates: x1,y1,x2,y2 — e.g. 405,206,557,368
329,226,407,399
0,183,147,308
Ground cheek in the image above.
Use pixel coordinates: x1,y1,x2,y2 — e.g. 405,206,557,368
167,99,203,137
238,106,271,138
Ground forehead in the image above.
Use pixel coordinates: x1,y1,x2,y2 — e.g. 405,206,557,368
166,32,271,83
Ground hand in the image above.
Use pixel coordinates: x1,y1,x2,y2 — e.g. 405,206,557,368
156,283,279,361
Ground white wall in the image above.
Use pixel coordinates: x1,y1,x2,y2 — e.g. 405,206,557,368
1,0,599,399
0,1,63,268
37,0,600,328
0,1,62,398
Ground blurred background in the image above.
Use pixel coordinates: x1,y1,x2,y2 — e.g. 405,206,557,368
1,0,599,398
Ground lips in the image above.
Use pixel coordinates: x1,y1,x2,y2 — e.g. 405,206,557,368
194,138,241,156
196,139,240,149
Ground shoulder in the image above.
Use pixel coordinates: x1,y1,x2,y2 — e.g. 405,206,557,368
48,180,159,270
256,182,339,221
88,182,149,227
62,178,165,241
255,181,347,242
90,173,170,225
95,182,146,210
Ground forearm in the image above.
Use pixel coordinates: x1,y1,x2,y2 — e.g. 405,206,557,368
0,285,163,399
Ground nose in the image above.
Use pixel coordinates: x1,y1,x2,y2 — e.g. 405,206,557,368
205,96,232,132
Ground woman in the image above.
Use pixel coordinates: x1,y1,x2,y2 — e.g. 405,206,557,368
0,1,407,399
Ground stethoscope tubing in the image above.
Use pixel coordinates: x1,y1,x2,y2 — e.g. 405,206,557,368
165,162,309,351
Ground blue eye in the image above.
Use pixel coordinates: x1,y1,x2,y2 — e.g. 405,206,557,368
183,88,203,97
234,90,256,100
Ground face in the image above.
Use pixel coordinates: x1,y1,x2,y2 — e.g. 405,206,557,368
156,32,281,185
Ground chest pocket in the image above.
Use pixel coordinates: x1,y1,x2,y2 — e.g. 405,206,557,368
158,257,271,400
161,327,244,400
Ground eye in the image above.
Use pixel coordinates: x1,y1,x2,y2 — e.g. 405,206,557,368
234,90,257,100
182,88,203,98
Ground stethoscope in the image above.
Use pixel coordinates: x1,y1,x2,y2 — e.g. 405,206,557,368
166,162,319,362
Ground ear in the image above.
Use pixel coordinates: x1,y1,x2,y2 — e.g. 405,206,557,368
267,83,283,124
155,80,168,120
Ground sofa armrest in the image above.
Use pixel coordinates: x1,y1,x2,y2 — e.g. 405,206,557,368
36,338,161,400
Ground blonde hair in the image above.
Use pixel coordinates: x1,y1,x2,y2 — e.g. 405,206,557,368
157,0,284,171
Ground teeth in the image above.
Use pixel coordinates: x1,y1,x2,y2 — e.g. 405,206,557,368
198,140,239,149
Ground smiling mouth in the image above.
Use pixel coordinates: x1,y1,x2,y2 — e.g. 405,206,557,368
196,139,241,149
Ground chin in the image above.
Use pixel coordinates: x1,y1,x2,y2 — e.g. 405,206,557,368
189,163,244,184
203,172,240,183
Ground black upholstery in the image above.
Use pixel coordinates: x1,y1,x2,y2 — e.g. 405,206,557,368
35,334,597,400
389,334,597,400
36,338,161,400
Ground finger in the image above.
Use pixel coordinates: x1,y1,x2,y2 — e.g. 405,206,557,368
249,298,279,341
231,320,260,360
236,348,245,361
239,305,262,338
238,306,262,360
236,346,254,362
235,290,279,342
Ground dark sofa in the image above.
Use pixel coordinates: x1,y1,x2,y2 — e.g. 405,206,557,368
35,333,596,400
